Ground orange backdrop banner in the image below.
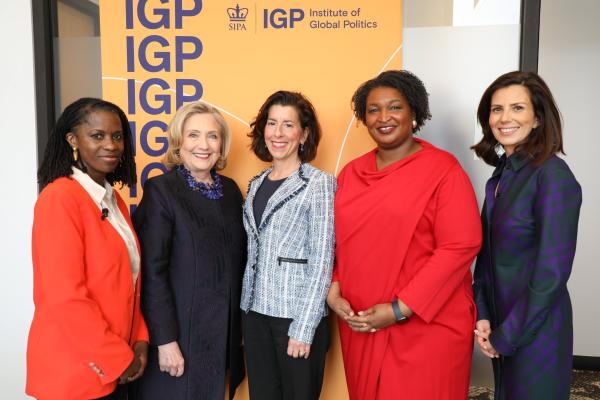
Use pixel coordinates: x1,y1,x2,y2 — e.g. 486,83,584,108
99,1,402,397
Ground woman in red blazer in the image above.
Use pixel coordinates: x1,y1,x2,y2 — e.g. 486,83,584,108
27,98,148,400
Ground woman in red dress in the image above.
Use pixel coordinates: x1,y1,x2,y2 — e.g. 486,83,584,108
327,70,482,399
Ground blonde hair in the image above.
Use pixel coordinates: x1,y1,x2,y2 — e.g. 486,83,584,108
163,102,231,170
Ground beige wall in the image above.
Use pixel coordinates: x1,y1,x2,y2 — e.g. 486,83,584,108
538,0,600,357
57,1,95,37
405,0,453,27
0,2,38,399
55,1,102,109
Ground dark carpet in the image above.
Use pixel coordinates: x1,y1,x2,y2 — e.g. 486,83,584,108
468,370,600,399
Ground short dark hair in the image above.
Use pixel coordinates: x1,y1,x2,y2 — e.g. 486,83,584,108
472,71,563,166
351,70,431,132
38,97,136,189
248,91,321,163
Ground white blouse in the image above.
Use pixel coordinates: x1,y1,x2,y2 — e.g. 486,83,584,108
71,167,140,283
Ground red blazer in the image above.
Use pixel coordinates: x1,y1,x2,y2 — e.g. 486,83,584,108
26,177,148,400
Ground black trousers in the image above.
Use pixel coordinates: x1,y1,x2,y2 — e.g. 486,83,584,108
94,384,127,400
243,311,330,400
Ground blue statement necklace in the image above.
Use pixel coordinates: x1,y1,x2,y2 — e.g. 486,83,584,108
176,165,223,200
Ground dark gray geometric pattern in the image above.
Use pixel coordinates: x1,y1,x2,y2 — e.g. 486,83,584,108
469,370,600,399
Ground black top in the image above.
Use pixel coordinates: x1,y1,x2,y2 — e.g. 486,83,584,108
253,176,286,225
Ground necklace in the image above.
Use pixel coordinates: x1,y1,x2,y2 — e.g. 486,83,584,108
176,165,223,200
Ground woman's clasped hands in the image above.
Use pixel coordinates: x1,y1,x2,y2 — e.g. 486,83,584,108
327,282,409,333
474,320,499,358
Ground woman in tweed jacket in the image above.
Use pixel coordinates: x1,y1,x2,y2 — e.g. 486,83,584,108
241,91,335,400
472,71,582,399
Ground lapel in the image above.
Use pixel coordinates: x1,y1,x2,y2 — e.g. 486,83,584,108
484,155,506,224
244,164,310,237
244,168,271,239
258,165,309,232
488,152,532,223
115,190,141,260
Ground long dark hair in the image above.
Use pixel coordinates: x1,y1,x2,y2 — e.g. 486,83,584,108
38,97,136,189
248,90,321,163
472,71,563,166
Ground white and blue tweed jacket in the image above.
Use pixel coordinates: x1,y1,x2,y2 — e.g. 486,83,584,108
240,163,336,344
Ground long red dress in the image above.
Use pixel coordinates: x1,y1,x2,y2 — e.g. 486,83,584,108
334,139,482,399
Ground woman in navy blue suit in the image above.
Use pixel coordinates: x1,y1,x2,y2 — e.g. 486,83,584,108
131,102,246,400
472,71,582,399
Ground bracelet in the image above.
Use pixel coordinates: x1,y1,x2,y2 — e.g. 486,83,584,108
391,299,407,322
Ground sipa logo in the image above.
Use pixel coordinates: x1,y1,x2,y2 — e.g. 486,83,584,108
228,4,248,30
263,8,305,29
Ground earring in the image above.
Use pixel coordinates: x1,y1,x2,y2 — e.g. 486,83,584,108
412,120,417,129
299,143,304,153
72,147,79,162
175,149,180,157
